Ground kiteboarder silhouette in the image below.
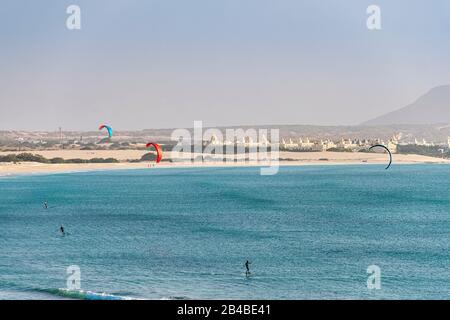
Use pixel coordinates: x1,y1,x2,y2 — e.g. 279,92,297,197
245,260,251,277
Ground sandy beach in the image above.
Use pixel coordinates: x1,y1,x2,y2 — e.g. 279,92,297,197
0,150,448,176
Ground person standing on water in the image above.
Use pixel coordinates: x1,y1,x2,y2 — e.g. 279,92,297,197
245,260,251,276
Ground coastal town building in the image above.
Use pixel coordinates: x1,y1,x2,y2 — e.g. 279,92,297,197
207,133,270,148
337,138,358,150
281,138,298,149
387,140,398,153
298,138,315,149
414,138,434,147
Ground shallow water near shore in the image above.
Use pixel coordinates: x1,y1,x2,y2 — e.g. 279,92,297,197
1,164,450,299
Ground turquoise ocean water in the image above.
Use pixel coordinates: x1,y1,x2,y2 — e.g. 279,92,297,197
1,164,450,300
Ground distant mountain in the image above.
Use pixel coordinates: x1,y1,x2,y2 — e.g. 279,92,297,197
362,85,450,126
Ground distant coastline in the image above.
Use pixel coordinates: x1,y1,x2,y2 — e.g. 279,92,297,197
0,150,448,177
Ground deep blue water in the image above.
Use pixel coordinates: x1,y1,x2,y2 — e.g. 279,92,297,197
1,165,450,299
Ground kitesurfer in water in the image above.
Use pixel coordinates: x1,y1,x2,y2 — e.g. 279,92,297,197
60,225,66,236
43,201,48,209
245,260,251,276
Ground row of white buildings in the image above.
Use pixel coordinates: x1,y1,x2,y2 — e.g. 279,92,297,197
205,133,401,152
280,136,400,152
206,134,271,147
205,133,450,153
412,138,450,148
280,136,450,152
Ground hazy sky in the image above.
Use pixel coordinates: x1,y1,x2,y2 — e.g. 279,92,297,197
1,0,450,130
